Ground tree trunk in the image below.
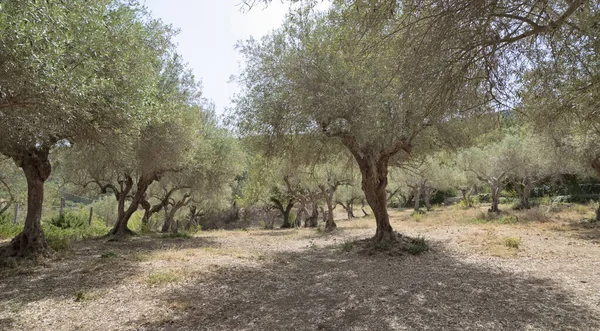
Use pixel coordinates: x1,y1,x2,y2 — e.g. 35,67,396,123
413,186,422,212
59,197,65,217
281,203,294,228
13,203,20,225
596,191,600,223
361,200,369,216
161,208,172,232
88,207,93,226
305,202,318,227
354,154,395,243
489,182,501,213
424,188,435,212
519,178,534,209
3,148,51,257
320,186,337,231
109,175,154,238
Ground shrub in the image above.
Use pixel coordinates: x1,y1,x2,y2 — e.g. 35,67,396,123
457,197,478,209
188,225,202,234
503,236,521,249
407,236,429,255
0,221,22,239
477,194,491,203
0,213,13,225
340,240,354,252
48,210,89,229
411,210,425,221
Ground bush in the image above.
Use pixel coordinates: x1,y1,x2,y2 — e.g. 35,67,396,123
340,240,354,252
407,236,429,255
48,210,89,229
0,222,22,239
503,236,521,249
457,197,478,209
477,194,491,203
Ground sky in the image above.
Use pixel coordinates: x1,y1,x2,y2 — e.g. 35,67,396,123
143,0,292,117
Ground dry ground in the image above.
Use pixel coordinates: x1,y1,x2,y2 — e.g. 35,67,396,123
1,203,599,330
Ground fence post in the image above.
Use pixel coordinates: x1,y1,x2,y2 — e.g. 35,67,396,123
59,197,65,217
13,203,20,225
88,207,93,226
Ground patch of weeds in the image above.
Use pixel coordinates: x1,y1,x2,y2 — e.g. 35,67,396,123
503,236,521,249
573,204,591,215
340,240,354,253
316,225,324,233
457,197,479,209
145,270,183,286
47,236,70,251
411,212,423,222
74,289,102,302
100,251,118,258
471,212,518,224
132,251,151,262
308,240,317,249
188,225,202,234
407,236,429,255
498,215,519,224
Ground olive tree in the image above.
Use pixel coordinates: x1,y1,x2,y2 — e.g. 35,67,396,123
0,0,174,256
233,5,494,242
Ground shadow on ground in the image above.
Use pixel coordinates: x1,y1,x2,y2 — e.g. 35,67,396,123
567,221,600,243
0,235,221,310
137,242,600,331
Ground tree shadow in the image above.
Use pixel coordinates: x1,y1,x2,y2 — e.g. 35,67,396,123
0,235,221,309
135,242,600,331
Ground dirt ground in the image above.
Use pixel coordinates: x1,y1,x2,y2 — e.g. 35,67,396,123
1,203,599,331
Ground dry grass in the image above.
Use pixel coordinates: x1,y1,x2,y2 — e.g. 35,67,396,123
0,204,599,330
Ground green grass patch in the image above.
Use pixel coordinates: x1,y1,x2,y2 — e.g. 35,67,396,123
145,270,183,285
503,236,521,249
74,289,103,302
340,240,354,252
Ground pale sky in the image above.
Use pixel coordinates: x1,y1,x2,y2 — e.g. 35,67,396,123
143,0,292,117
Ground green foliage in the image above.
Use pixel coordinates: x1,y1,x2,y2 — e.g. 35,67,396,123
74,289,102,302
340,240,354,253
145,270,183,285
407,237,429,255
0,222,22,240
503,237,521,249
471,212,518,225
410,211,424,222
48,210,89,229
41,218,110,251
457,197,479,209
188,225,202,234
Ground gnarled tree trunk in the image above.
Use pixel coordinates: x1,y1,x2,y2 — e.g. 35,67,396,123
356,154,395,242
489,181,502,213
412,186,422,212
3,148,51,257
109,175,155,238
305,201,318,227
319,185,337,231
593,159,600,222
